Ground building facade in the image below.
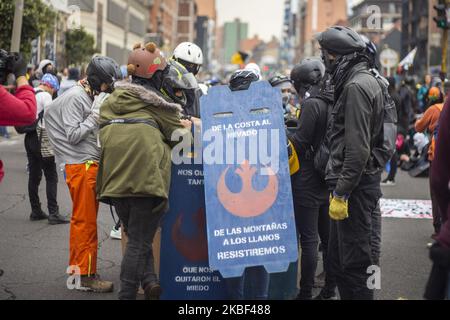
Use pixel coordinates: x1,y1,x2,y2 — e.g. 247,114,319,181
67,0,151,65
297,0,348,59
148,0,179,52
195,0,217,70
177,0,197,43
222,19,248,65
349,0,402,35
401,0,445,79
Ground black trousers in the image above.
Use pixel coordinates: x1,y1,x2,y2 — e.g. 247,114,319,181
25,133,59,215
429,162,442,234
293,201,325,299
386,151,398,182
111,197,164,300
328,187,382,300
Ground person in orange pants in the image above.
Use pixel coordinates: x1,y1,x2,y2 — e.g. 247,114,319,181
45,56,122,292
66,162,99,277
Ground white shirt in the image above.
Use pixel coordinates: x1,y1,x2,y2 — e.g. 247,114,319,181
34,88,53,128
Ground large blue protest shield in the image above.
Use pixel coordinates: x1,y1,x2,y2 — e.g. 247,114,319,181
160,160,227,300
200,81,298,278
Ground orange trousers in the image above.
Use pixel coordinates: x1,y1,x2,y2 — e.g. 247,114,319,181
65,162,99,276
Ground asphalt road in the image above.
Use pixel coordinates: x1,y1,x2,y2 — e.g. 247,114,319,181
0,134,434,300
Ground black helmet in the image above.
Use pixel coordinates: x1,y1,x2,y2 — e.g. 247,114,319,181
290,58,325,96
86,56,121,93
229,69,259,91
316,26,366,56
160,59,198,106
268,74,292,88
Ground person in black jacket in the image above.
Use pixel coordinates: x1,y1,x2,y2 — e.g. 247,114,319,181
288,58,336,300
317,26,385,300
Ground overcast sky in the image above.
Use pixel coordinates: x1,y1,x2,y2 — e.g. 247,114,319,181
216,0,354,42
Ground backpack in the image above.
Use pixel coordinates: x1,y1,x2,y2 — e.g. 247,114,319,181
14,89,45,134
312,98,332,180
370,70,398,168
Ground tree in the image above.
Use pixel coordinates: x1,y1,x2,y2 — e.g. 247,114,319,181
0,0,56,58
65,27,96,66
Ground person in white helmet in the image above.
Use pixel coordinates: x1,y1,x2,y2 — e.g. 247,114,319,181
172,42,204,117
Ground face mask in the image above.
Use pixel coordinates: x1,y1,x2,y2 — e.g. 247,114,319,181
282,92,291,107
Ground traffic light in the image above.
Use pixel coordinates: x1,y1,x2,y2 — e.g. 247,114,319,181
434,3,450,29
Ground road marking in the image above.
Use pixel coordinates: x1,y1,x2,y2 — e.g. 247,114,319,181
381,199,432,219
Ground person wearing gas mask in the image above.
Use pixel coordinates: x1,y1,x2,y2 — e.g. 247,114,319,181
96,43,194,300
288,58,336,300
172,42,204,118
44,56,122,293
269,74,296,119
317,26,385,300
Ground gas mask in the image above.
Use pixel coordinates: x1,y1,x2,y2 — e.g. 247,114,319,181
282,91,291,108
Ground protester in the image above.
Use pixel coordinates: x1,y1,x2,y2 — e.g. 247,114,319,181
382,77,402,186
425,94,450,300
415,87,445,238
0,51,37,184
30,59,55,88
96,42,194,300
289,58,336,300
268,74,296,118
58,67,80,96
17,73,68,224
172,42,204,117
45,56,121,293
317,26,386,300
417,74,432,113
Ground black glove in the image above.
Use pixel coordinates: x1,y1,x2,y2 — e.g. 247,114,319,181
11,53,27,78
429,242,450,268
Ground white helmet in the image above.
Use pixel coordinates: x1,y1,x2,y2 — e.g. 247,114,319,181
173,42,203,75
244,63,261,80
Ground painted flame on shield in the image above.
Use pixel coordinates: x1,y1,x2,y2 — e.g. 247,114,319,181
217,160,278,218
171,208,208,262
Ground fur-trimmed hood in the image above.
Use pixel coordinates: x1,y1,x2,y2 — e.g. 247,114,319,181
111,80,182,114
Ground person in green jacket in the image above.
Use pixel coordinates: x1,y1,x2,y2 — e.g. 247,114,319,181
96,42,196,300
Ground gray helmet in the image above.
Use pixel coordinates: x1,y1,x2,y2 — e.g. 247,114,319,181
290,58,325,96
87,56,122,93
316,26,366,56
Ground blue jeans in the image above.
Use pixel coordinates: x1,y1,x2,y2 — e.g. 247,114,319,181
225,266,269,300
0,126,10,138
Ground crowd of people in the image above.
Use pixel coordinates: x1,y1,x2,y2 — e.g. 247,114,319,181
0,25,449,300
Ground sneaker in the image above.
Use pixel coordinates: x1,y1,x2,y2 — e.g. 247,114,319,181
110,227,122,240
30,210,49,221
381,179,396,187
77,274,114,293
144,282,162,300
313,271,326,288
48,213,70,225
313,291,338,300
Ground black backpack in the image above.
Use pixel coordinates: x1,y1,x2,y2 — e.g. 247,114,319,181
15,90,45,134
312,105,331,181
370,70,398,168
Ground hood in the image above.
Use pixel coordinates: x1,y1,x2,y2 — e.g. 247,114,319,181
109,80,183,115
37,59,54,75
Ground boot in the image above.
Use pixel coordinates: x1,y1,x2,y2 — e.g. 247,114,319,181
30,210,49,221
77,274,114,293
144,282,162,300
48,213,70,225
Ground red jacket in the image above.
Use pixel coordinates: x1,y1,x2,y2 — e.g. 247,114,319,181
431,95,450,249
0,84,37,183
0,84,37,126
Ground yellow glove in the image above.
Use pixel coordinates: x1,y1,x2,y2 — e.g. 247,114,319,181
329,195,349,221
